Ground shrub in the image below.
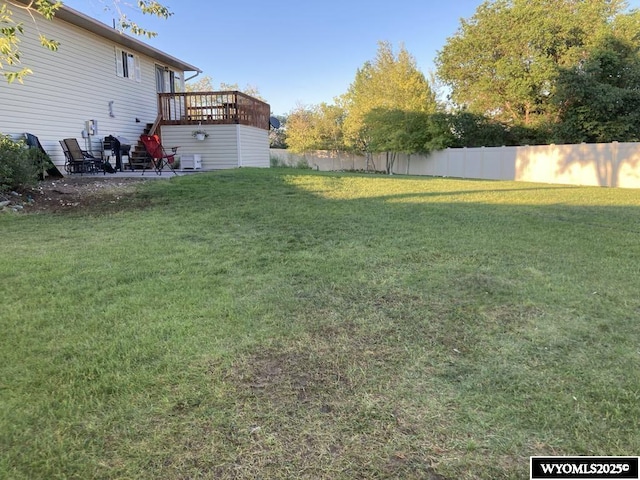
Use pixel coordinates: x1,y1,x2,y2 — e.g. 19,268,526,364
294,157,311,169
0,134,41,192
270,154,286,168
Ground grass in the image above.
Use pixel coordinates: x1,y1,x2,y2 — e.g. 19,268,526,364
1,168,639,479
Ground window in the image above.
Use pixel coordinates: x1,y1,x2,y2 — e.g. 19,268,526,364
155,65,166,93
115,48,141,82
171,71,183,93
155,66,183,93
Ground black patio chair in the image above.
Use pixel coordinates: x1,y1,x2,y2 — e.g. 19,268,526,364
22,133,62,178
60,140,93,174
61,138,105,174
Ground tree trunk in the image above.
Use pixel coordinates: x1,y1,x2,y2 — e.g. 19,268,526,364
386,152,397,174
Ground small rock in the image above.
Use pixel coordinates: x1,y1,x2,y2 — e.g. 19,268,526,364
10,191,20,197
12,205,24,210
0,201,10,208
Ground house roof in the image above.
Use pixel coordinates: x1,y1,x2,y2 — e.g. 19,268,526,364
9,0,202,74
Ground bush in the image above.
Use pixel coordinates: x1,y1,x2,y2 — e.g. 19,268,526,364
269,154,311,169
0,134,42,192
294,157,311,169
270,154,286,168
0,136,35,191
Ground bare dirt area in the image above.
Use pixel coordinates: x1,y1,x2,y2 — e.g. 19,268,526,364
1,176,152,214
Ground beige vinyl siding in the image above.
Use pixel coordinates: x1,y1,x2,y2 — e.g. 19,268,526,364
237,125,269,168
161,125,270,170
201,126,242,169
161,125,239,170
0,6,160,167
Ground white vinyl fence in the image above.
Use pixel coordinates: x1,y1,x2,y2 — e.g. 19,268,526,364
271,142,640,188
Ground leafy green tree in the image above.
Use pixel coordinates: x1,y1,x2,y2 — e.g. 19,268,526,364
420,110,547,150
341,41,437,156
422,113,458,151
285,105,317,153
2,0,172,83
381,111,516,155
312,103,345,153
284,103,345,153
554,33,640,143
365,109,432,173
436,0,632,128
447,112,513,147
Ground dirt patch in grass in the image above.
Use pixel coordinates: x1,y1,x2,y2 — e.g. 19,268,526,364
213,324,449,479
1,176,152,214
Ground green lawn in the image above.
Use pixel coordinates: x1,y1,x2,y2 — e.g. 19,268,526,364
1,168,639,479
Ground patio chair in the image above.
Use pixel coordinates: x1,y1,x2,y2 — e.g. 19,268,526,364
23,133,62,179
60,139,98,175
62,138,109,174
139,134,179,176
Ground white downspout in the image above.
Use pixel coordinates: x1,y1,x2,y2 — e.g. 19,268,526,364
184,70,202,82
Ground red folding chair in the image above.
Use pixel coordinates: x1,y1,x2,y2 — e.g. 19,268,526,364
139,134,179,175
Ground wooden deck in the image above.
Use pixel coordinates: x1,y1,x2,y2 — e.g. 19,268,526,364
158,91,270,130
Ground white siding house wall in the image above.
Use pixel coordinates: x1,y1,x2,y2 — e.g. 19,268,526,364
0,6,160,168
161,125,238,170
238,125,269,168
161,125,269,169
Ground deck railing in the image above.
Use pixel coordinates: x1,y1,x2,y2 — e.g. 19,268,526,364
158,91,270,130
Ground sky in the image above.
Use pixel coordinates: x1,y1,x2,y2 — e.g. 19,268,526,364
60,0,640,116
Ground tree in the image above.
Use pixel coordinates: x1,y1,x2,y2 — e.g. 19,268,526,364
340,41,437,158
186,75,265,100
363,109,520,171
554,32,640,143
411,112,510,151
436,0,632,128
2,0,172,83
218,82,264,101
185,75,215,92
312,103,345,153
284,103,346,153
285,104,317,153
364,109,432,173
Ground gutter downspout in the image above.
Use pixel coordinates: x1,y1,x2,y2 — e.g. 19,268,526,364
185,70,202,82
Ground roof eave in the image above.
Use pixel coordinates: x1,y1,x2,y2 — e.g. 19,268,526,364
8,0,202,73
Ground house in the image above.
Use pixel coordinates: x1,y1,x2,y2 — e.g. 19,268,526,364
0,0,271,172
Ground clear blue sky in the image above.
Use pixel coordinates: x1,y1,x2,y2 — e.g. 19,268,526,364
61,0,640,116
